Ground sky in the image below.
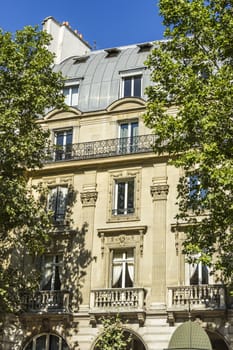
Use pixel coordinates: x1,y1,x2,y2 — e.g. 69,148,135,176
0,0,165,49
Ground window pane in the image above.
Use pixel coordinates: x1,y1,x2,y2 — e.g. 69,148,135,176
66,130,73,145
133,76,141,97
25,341,33,350
56,132,65,146
131,122,138,138
63,87,70,105
48,187,58,213
190,263,209,285
125,263,133,287
36,335,46,350
48,186,68,223
55,130,73,161
49,335,59,350
117,182,126,214
56,187,68,221
70,86,79,105
123,77,132,97
112,250,134,288
127,180,134,214
41,256,62,291
62,339,69,350
120,123,129,138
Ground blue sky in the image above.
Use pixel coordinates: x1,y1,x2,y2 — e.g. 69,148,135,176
0,0,165,49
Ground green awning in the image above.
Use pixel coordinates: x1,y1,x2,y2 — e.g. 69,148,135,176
167,320,212,350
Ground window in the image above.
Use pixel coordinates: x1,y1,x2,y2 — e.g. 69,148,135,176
63,85,79,106
54,129,73,161
189,174,207,200
118,121,138,154
41,255,62,291
111,249,134,288
48,186,68,223
189,261,209,285
113,179,134,215
188,174,208,210
105,48,121,58
122,75,142,98
24,334,69,350
108,169,141,222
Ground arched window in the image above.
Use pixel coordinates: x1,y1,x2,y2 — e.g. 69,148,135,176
94,330,146,350
24,334,69,350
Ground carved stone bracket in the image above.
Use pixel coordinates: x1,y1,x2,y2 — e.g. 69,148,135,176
167,311,175,326
137,312,146,327
150,184,169,201
80,191,98,207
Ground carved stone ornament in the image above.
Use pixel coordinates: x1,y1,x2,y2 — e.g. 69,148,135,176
150,184,169,201
80,191,98,207
98,226,147,257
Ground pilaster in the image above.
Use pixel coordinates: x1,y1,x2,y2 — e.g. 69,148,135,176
150,166,169,310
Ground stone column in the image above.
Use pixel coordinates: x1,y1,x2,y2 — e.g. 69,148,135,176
150,169,169,310
79,179,98,311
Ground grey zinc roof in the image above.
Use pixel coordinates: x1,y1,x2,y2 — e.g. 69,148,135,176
53,43,153,112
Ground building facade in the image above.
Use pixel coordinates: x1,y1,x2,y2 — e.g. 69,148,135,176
1,17,233,350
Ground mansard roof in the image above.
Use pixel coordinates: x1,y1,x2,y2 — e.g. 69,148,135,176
53,43,153,112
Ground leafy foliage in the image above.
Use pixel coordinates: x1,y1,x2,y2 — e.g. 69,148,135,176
144,0,233,284
95,316,131,350
0,26,65,312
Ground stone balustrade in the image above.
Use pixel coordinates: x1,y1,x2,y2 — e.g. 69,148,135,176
21,290,70,313
167,284,226,310
90,288,145,311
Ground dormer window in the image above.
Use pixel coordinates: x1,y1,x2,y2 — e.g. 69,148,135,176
63,85,79,106
137,42,153,53
120,68,144,98
73,55,89,64
122,75,142,98
105,48,121,58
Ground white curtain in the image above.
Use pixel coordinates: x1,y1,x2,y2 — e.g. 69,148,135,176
112,265,122,287
41,257,52,290
128,264,134,284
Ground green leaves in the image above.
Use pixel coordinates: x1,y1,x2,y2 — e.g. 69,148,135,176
0,26,65,312
95,316,131,350
145,0,233,285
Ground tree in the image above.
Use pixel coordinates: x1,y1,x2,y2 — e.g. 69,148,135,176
144,0,233,285
0,26,64,312
95,315,131,350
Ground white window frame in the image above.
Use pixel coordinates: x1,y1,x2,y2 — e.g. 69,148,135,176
120,68,143,98
63,80,80,106
47,185,68,223
54,128,73,161
121,75,142,98
113,178,135,216
108,169,141,222
118,120,139,154
118,120,138,139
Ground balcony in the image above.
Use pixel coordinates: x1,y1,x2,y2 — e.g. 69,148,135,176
167,285,226,311
46,134,156,163
90,288,146,325
21,290,70,313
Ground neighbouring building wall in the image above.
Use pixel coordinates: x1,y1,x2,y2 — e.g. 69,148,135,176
42,16,91,64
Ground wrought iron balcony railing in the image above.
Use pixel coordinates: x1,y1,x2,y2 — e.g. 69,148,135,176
46,134,156,163
90,287,145,312
167,285,226,310
21,290,70,313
